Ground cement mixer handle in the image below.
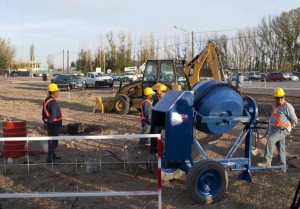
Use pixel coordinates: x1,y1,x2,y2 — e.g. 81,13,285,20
223,118,231,124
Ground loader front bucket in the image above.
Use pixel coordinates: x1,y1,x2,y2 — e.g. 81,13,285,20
93,96,115,113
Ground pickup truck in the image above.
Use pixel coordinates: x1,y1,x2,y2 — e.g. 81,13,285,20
83,72,114,88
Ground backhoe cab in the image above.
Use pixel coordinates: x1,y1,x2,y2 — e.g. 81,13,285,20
114,60,189,114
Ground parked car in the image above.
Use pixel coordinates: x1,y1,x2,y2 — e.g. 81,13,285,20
137,74,143,80
243,72,250,81
293,72,300,79
10,71,30,77
260,72,284,82
112,74,121,81
283,73,290,80
51,74,85,90
83,72,114,88
248,71,261,80
119,73,127,81
286,73,299,81
33,73,43,77
123,73,137,81
260,73,266,78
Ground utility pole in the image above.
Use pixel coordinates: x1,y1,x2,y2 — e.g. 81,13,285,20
103,52,106,73
191,31,194,58
174,25,195,59
62,50,64,74
67,50,69,73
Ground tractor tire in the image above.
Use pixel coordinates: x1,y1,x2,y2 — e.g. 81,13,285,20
149,154,184,182
186,160,228,205
114,94,130,115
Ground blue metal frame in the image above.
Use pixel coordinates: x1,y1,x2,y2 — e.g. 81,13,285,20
152,86,285,182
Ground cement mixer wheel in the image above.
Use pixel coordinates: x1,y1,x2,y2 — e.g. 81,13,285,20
186,160,228,204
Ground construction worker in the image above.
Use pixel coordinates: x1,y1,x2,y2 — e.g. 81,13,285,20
42,83,62,164
226,72,232,85
258,87,297,170
235,72,244,92
139,87,155,145
153,84,167,106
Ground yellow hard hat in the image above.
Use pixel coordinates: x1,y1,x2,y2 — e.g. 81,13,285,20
273,87,285,97
144,87,155,96
158,84,167,92
48,83,60,92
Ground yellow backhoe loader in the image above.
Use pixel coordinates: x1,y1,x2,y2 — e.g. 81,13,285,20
100,40,225,115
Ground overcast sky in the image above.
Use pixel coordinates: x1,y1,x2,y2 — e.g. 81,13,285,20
0,0,299,67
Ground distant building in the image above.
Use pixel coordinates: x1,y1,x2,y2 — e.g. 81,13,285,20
12,61,42,71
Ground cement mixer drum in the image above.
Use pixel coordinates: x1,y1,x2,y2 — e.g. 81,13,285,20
192,81,244,134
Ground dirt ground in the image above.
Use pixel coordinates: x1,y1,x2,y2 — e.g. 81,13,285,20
0,77,299,209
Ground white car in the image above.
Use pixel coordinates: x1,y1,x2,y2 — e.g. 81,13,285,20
123,73,137,81
248,71,261,80
286,73,299,81
112,74,121,81
84,72,114,88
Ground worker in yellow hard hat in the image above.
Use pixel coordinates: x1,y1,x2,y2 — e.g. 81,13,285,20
139,87,155,145
258,87,297,171
43,83,62,164
153,84,168,106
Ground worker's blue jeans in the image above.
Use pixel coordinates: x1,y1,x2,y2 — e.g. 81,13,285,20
264,128,289,165
139,124,151,145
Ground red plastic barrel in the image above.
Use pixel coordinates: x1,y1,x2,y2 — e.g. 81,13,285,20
2,121,27,158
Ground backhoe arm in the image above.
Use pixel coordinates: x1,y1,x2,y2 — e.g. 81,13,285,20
184,40,225,88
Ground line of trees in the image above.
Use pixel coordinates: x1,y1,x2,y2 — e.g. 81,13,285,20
0,38,15,69
0,7,299,73
76,7,300,74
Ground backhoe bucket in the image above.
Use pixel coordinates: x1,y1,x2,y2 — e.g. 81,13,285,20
93,96,115,113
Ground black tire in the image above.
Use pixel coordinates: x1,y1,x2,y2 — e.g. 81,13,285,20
109,84,113,88
186,160,228,205
114,94,130,115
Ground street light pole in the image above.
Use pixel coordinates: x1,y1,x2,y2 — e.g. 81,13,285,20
191,31,194,58
174,25,194,58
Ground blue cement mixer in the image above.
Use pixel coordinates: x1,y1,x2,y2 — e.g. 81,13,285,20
150,80,284,204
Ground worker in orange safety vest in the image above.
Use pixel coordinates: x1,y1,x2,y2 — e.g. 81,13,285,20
42,83,62,164
139,87,155,145
258,87,297,171
153,84,167,106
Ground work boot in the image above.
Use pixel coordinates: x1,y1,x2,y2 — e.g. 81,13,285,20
257,162,271,168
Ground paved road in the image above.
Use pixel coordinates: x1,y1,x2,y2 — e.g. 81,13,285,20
241,80,300,97
1,77,300,97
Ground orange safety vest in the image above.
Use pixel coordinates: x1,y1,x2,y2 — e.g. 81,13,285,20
43,97,62,122
270,102,291,127
157,94,161,101
140,99,152,121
